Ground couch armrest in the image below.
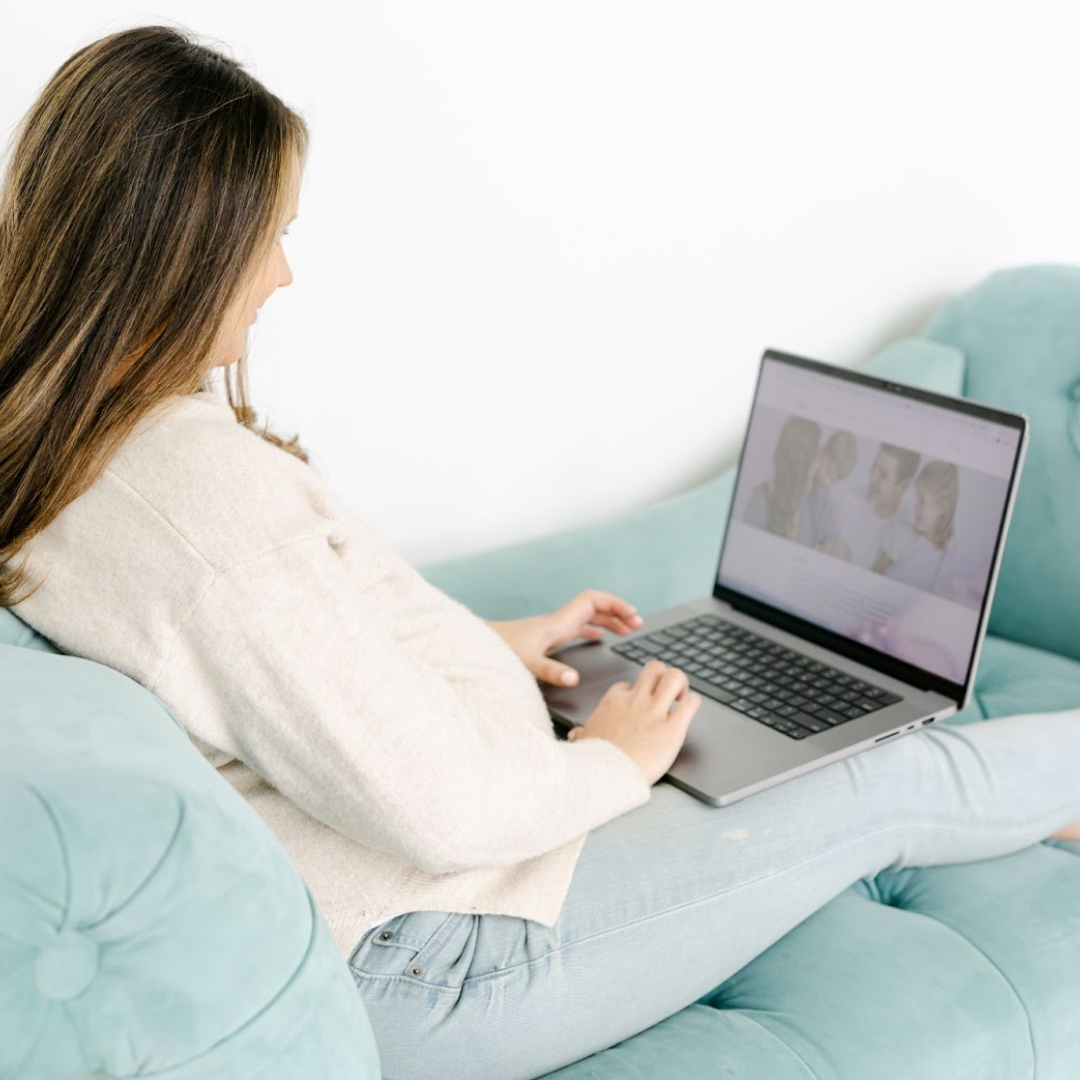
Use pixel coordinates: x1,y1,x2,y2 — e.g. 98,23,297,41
0,644,380,1080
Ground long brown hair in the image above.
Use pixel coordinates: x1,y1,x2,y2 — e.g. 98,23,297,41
0,24,310,607
767,415,821,539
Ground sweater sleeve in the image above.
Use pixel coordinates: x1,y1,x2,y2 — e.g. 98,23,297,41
148,530,653,876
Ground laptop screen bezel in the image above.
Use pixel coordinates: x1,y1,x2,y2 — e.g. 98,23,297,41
712,348,1028,707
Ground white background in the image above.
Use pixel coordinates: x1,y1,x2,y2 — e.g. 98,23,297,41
3,2,1078,565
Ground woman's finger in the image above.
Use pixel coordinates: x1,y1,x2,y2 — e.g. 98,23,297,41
577,590,644,632
636,659,671,695
581,610,643,635
652,666,690,710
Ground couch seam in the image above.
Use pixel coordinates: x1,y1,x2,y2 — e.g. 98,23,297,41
26,783,72,929
884,905,1037,1080
81,793,187,932
728,1012,822,1080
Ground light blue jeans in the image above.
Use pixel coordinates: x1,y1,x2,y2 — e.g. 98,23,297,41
346,708,1080,1080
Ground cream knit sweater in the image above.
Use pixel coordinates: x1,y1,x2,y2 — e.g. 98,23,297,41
11,390,652,959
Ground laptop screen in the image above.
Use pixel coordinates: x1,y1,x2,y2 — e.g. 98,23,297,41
716,351,1025,695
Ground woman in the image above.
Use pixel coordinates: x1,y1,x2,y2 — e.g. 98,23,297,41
803,427,858,555
878,459,960,592
744,414,821,541
2,26,1079,1080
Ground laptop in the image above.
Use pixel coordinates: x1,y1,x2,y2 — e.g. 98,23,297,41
541,348,1029,806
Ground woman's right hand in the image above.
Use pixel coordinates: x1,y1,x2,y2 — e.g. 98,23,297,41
567,660,701,786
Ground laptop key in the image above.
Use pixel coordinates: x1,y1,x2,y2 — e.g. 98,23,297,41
646,618,910,739
685,675,737,707
816,709,851,726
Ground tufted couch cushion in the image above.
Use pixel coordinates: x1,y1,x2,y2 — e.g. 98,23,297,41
0,643,380,1080
551,826,1080,1080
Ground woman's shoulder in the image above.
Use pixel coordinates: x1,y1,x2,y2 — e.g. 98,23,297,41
103,391,347,572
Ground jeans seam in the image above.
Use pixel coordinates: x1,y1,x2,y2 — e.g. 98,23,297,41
411,913,458,969
348,967,463,994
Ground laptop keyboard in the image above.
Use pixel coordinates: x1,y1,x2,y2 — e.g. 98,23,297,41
611,614,903,740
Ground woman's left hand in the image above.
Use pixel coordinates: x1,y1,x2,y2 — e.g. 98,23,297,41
487,589,645,688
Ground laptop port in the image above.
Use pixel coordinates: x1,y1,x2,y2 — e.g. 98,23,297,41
922,717,936,726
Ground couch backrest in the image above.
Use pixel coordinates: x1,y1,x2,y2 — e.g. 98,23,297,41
925,265,1080,664
0,605,58,650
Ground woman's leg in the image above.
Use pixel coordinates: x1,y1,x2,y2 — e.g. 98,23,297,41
347,707,1080,1080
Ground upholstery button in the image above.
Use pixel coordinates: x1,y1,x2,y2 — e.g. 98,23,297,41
34,930,100,1002
378,930,393,941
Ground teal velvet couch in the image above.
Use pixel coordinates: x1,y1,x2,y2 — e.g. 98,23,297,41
3,265,1079,1079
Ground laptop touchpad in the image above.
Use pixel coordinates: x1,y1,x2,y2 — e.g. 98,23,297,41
552,640,644,688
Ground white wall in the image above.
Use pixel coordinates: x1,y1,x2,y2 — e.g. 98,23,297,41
4,1,1079,566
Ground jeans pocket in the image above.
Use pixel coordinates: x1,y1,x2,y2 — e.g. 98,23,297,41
349,911,460,980
350,910,489,991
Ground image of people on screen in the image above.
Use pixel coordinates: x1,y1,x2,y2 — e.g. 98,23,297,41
803,429,858,556
744,416,821,542
874,460,958,591
840,443,921,571
736,409,1005,614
